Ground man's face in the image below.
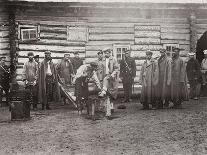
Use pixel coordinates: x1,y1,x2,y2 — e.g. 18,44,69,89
124,52,130,58
105,51,111,58
29,55,34,61
64,54,70,60
0,58,5,65
74,53,79,58
34,58,39,63
45,53,51,60
98,53,103,60
160,51,165,57
172,50,179,57
146,54,152,60
189,55,195,59
205,54,207,58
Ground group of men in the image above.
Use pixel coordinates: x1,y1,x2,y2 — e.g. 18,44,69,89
22,51,83,110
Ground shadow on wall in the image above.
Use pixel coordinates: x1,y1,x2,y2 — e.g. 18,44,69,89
196,31,207,64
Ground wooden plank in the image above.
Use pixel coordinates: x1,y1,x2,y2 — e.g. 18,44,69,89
161,24,190,29
134,31,160,38
131,45,163,51
19,44,86,52
135,59,145,66
86,50,101,58
0,42,9,49
0,38,9,43
19,39,85,47
161,39,189,45
40,25,67,33
40,32,67,40
134,25,160,31
86,40,134,46
0,31,9,38
131,50,160,59
161,27,190,33
89,34,134,41
86,44,113,51
0,50,10,55
135,38,160,45
89,27,134,34
161,33,190,40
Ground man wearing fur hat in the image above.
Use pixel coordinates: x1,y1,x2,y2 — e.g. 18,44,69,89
38,51,60,110
171,48,189,108
139,50,159,110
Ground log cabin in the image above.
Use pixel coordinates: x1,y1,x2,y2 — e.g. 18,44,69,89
3,0,207,95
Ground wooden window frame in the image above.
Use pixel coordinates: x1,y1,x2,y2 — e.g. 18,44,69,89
163,43,179,57
113,44,131,63
18,24,40,41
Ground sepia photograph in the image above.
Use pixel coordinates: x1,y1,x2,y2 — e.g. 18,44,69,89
0,0,207,154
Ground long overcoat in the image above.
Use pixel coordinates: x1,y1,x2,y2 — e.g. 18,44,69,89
139,59,159,104
38,59,61,104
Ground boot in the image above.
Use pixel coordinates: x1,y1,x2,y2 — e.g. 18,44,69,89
46,104,51,110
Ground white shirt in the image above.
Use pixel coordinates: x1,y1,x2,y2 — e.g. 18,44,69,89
46,62,52,75
105,58,109,74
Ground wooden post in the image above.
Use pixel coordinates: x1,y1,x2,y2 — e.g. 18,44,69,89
8,4,17,81
189,11,197,53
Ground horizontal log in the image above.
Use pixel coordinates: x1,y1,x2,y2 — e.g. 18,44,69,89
161,24,190,29
0,31,9,38
0,26,8,31
40,32,67,40
134,31,160,38
40,25,67,33
134,25,160,31
131,50,160,60
86,44,113,51
19,44,86,52
161,39,190,45
18,50,86,58
135,59,145,66
161,33,190,40
196,28,207,34
86,40,134,46
0,38,9,43
0,42,9,49
131,45,163,51
179,44,190,51
19,39,86,47
135,38,160,45
84,57,98,64
89,34,134,41
85,50,100,58
18,57,65,65
89,27,134,34
0,49,10,55
161,27,190,34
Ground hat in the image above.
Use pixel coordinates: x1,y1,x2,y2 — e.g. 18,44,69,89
146,50,153,55
188,52,195,56
204,50,207,55
44,51,51,55
103,48,112,53
159,48,166,53
34,55,39,59
97,50,103,55
27,52,34,56
173,47,181,52
90,62,98,67
74,51,79,55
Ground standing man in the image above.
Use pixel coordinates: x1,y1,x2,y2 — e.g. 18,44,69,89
120,49,136,103
38,51,60,110
171,48,189,108
96,50,105,83
186,52,202,100
201,50,207,96
34,55,40,67
0,57,10,106
22,52,39,110
34,55,40,105
72,51,83,74
139,50,159,110
156,48,171,109
73,62,102,115
56,53,74,85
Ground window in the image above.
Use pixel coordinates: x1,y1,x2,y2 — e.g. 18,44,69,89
113,44,130,63
164,44,179,57
18,24,40,41
67,26,88,42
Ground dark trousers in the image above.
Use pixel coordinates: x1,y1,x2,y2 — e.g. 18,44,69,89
122,77,133,100
189,81,201,98
25,85,37,109
0,87,9,106
43,75,54,108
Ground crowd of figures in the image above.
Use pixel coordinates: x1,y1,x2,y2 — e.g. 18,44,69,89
0,46,207,118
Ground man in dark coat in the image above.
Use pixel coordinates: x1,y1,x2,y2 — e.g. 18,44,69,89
171,48,189,108
156,48,171,109
38,51,60,110
120,49,136,103
56,53,74,85
72,51,83,74
186,52,202,100
0,57,10,106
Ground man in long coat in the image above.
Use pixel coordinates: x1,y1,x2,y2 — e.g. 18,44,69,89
120,49,136,103
139,50,159,110
156,48,171,109
171,48,189,108
38,51,60,110
56,53,74,85
186,52,202,100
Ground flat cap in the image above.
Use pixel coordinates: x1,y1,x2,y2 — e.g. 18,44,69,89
159,48,166,53
97,50,103,55
102,48,112,53
74,51,79,55
90,61,98,67
34,55,39,58
146,50,153,55
44,51,51,54
27,52,34,56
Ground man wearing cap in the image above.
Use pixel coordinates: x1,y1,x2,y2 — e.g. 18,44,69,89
156,48,171,109
73,62,102,115
186,52,202,100
171,48,189,108
120,49,136,103
56,53,74,85
71,51,83,74
22,52,39,110
139,50,159,110
38,51,60,110
0,57,10,106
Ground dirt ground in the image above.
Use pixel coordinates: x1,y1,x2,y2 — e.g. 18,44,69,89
1,98,207,155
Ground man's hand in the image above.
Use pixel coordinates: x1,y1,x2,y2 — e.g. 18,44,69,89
33,80,36,86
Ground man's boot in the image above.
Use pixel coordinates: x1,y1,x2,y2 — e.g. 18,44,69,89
42,104,45,110
46,104,51,110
